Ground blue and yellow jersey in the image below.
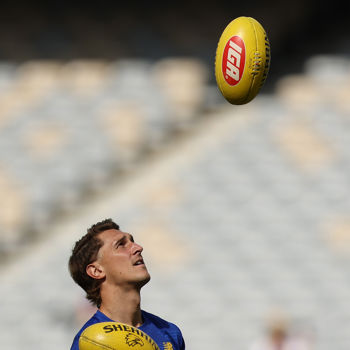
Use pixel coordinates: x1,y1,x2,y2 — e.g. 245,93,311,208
71,309,185,350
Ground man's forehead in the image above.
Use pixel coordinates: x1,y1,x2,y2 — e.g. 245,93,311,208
98,228,130,241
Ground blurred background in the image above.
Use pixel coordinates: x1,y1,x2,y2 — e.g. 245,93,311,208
1,1,350,349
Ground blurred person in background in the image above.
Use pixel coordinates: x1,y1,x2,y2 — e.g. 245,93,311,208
68,218,185,350
249,314,313,350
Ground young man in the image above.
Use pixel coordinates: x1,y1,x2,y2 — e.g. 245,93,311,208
69,218,185,350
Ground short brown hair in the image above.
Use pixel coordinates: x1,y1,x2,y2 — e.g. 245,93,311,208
68,218,120,307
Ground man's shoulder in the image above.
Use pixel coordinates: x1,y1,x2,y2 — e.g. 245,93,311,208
141,310,182,334
141,310,185,350
142,310,177,326
70,310,109,350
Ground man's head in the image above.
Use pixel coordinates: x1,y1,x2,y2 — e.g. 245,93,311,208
69,219,150,307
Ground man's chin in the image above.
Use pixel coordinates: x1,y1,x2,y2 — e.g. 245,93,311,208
137,274,151,289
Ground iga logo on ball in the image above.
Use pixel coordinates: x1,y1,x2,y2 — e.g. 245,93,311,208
222,36,245,85
215,16,270,105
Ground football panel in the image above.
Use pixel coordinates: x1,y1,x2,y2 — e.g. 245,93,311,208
245,17,271,103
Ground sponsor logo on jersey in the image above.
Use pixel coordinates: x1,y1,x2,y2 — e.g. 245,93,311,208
222,36,245,85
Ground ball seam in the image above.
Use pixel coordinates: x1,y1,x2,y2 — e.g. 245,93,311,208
246,17,259,104
80,335,117,350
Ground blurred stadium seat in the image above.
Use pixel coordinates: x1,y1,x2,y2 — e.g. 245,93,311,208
1,55,350,350
0,58,210,254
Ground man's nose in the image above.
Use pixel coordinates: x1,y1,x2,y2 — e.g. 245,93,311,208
131,242,143,254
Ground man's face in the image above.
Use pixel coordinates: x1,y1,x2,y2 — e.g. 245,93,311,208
95,229,151,289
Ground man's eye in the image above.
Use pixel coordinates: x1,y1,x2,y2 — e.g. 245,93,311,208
115,240,125,248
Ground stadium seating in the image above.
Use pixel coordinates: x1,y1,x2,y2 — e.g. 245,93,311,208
0,58,209,255
1,55,350,350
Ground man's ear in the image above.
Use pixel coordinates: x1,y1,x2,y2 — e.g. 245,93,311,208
86,262,105,280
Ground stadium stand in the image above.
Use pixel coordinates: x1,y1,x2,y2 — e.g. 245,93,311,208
0,57,210,257
1,55,350,350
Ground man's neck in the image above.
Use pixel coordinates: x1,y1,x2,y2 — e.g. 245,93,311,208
99,286,143,327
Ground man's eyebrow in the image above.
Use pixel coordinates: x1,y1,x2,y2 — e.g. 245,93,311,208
115,233,133,244
114,235,126,245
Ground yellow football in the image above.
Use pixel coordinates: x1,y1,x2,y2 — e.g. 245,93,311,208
215,16,271,105
79,322,160,350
